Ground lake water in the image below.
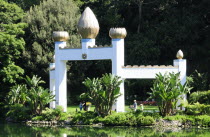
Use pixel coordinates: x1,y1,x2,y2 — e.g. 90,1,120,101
1,121,210,137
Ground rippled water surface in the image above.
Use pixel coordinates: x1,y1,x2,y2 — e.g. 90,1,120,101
1,121,210,137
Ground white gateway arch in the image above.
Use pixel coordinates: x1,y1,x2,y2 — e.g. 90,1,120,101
49,7,186,112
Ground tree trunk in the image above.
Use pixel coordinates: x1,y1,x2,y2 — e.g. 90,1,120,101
137,0,144,33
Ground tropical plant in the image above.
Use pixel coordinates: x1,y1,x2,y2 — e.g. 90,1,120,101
6,84,27,105
33,106,66,121
27,86,54,115
25,75,45,88
148,72,191,116
24,75,55,115
187,70,209,92
82,73,122,116
6,75,55,116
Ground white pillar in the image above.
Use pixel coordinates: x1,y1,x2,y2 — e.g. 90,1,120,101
49,63,55,109
173,59,187,110
112,39,125,112
81,39,95,59
55,41,67,112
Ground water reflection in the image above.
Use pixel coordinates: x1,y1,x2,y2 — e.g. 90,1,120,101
0,122,210,137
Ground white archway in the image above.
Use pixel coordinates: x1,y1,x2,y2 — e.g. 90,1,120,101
49,7,186,112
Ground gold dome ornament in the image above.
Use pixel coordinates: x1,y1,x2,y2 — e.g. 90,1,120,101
176,50,184,59
77,7,99,39
52,31,69,42
109,28,127,39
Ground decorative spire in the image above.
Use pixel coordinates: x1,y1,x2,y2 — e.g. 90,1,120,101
77,7,99,39
109,28,127,39
52,31,69,42
176,50,184,59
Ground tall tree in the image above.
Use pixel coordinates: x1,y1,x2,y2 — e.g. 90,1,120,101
0,1,27,100
22,0,81,86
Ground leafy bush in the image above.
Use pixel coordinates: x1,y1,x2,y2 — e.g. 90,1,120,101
41,108,56,121
6,104,31,121
187,70,209,92
164,115,195,125
103,112,127,126
82,73,122,117
195,115,210,127
142,112,161,119
148,72,191,116
102,112,155,126
31,106,68,121
25,75,55,115
6,75,55,121
125,112,137,126
185,103,210,115
41,106,65,121
189,90,210,104
71,111,98,125
32,116,44,121
140,116,155,126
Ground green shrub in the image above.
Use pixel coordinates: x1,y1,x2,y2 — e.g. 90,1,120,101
92,116,104,123
185,104,202,115
71,111,98,125
103,112,155,126
163,115,195,125
82,74,122,117
142,112,161,119
189,90,210,104
103,112,127,126
140,116,155,126
6,104,31,121
203,105,210,114
185,103,210,115
59,112,69,121
41,106,65,121
32,116,44,121
125,112,137,126
6,75,55,118
149,72,191,116
41,108,56,121
136,115,144,125
195,115,210,127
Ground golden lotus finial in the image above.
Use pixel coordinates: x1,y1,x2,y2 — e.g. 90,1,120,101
109,28,127,39
176,50,184,59
52,31,69,42
77,7,99,39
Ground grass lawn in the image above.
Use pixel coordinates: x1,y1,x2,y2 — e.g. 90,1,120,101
67,105,158,113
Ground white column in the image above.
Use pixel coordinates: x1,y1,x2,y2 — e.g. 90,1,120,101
112,39,125,112
55,42,67,112
49,63,55,109
173,59,187,110
81,39,95,59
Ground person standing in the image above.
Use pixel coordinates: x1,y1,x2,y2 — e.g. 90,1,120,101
140,104,144,111
79,102,83,111
133,100,137,111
